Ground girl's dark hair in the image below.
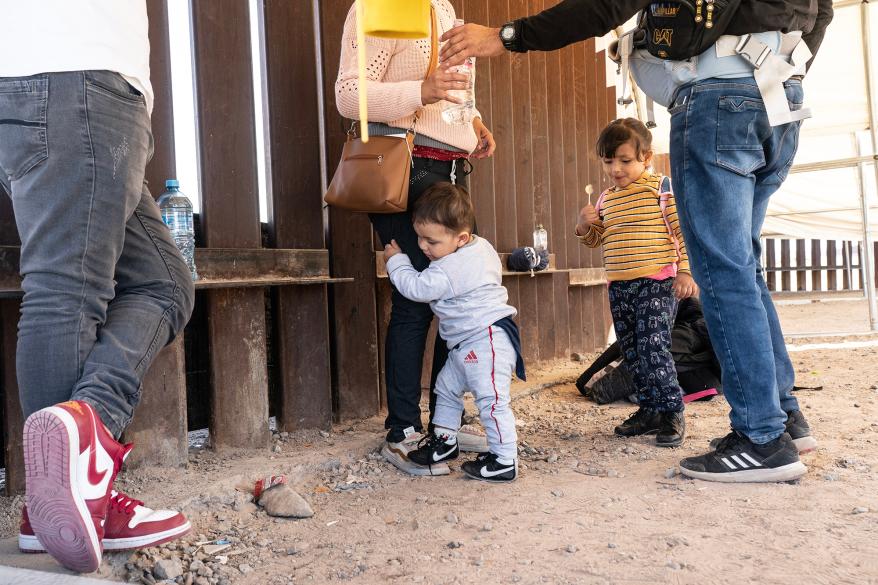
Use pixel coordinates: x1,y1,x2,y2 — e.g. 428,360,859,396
412,182,476,233
595,117,653,160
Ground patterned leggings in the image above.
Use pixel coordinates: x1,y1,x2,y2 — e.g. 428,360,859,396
608,277,684,413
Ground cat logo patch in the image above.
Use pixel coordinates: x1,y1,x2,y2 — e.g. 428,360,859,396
653,28,674,46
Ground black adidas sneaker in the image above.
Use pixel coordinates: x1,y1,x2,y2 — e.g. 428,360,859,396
461,452,518,483
681,431,806,483
709,410,817,454
408,433,459,466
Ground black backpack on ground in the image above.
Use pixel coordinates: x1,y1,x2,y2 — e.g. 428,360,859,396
576,297,722,404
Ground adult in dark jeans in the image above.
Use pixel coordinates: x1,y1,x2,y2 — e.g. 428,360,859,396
335,0,496,475
440,0,832,482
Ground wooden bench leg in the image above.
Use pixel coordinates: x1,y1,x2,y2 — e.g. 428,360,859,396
0,300,24,496
122,336,188,468
207,288,269,449
275,286,332,431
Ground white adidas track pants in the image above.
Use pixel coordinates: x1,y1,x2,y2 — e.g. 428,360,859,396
432,326,518,460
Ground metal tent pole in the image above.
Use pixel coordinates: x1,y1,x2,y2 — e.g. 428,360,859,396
860,1,878,330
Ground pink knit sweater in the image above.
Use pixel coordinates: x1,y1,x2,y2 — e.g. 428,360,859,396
335,0,480,154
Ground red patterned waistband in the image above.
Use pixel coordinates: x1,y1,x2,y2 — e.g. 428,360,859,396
412,145,467,162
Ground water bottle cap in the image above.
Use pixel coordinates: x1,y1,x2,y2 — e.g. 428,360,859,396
165,179,180,189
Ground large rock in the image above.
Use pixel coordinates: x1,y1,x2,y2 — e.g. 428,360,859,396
257,484,314,518
153,558,184,580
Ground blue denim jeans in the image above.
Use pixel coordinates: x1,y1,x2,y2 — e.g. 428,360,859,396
0,71,194,438
669,77,802,444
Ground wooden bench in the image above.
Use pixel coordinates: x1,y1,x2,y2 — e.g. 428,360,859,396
0,246,351,494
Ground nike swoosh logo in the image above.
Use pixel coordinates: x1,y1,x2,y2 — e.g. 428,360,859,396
432,447,454,462
479,464,514,478
86,410,110,488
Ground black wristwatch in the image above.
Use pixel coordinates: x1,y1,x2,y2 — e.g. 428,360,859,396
499,20,524,53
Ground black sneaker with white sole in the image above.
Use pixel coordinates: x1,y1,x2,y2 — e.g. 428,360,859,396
681,431,806,483
614,407,662,437
408,433,460,466
709,410,817,454
784,410,817,453
460,452,518,483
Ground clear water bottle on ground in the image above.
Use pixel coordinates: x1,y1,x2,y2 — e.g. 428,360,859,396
441,19,476,125
158,179,198,280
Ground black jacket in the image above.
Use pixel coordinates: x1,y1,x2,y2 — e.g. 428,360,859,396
517,0,833,69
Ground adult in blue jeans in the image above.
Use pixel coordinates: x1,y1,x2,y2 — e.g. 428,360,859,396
439,0,832,482
0,1,194,573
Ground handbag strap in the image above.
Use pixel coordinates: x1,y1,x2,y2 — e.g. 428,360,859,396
410,7,439,132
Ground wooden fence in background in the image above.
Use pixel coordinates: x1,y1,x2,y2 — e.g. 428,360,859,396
0,0,617,495
762,238,878,292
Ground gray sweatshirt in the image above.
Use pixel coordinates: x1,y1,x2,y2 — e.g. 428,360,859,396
386,236,517,349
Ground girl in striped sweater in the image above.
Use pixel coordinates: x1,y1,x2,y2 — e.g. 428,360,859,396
576,118,698,448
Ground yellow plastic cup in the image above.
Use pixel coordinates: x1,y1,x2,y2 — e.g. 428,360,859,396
362,0,431,39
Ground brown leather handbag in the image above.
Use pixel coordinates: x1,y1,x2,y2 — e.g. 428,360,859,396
324,7,438,213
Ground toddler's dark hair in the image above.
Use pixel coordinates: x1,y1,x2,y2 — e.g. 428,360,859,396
412,182,476,233
595,117,653,161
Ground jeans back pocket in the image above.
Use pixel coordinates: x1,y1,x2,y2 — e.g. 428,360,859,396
715,95,770,176
0,77,49,181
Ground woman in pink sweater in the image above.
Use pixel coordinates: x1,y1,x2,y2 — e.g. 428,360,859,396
335,0,496,476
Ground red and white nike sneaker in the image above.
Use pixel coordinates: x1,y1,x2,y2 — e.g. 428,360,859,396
19,491,191,553
23,400,130,572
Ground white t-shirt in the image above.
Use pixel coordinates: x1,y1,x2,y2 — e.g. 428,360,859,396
0,0,153,114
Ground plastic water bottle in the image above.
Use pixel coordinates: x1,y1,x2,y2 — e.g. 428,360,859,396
158,179,198,280
441,19,476,125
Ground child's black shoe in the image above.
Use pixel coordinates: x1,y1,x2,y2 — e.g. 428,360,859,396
461,452,517,483
614,407,662,436
408,433,459,466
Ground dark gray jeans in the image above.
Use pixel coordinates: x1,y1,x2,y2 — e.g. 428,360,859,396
0,70,194,437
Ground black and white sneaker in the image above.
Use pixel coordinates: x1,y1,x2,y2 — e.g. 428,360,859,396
681,431,806,483
460,452,518,483
408,433,460,466
784,410,817,453
708,410,817,454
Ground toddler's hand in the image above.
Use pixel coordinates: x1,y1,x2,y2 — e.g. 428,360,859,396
673,273,698,300
575,204,599,235
384,239,402,260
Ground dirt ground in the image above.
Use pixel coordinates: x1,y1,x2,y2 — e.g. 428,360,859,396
1,296,877,585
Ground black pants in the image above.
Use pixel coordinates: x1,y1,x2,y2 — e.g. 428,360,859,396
370,157,467,443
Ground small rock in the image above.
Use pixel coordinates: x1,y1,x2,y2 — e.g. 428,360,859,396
189,560,204,573
480,523,493,532
238,564,254,574
551,490,564,497
853,507,869,514
319,430,331,438
571,353,585,362
258,484,314,518
446,512,459,524
447,541,463,549
824,473,839,481
608,543,617,549
607,469,619,478
664,468,679,479
666,561,681,570
153,559,184,581
546,453,559,464
184,573,194,585
854,403,861,408
566,544,577,553
194,577,210,585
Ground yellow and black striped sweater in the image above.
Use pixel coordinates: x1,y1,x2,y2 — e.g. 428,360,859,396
579,172,690,281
